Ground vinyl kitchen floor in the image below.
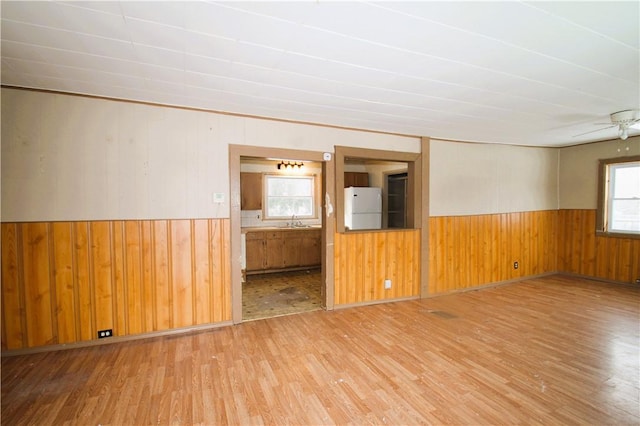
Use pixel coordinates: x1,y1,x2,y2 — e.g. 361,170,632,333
242,269,322,321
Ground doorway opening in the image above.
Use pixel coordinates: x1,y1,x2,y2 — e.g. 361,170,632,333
240,157,323,321
229,145,335,324
386,172,408,229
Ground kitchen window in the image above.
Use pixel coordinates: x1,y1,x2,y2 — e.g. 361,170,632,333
264,175,316,219
597,156,640,236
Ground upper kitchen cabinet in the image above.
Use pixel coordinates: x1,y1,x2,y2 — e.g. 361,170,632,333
241,172,262,210
344,172,369,188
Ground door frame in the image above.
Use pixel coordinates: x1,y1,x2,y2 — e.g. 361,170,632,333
229,145,335,324
382,169,408,229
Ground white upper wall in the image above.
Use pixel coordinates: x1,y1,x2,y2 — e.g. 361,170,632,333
364,163,408,189
1,88,418,221
429,139,559,216
558,137,640,209
6,88,627,222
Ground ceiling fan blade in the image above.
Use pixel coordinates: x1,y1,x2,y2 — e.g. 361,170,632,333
573,125,616,137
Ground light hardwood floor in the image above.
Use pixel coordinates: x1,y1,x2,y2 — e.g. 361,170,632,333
2,275,639,425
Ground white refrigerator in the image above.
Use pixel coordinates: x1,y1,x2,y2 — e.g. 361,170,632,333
344,187,382,230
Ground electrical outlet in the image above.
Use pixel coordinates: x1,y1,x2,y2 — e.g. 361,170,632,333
98,329,113,339
384,279,392,289
514,261,519,270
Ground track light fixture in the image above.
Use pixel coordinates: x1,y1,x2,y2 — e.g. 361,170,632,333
277,161,304,170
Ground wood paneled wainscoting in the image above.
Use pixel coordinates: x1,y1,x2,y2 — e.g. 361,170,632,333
1,219,231,351
558,209,640,284
428,209,639,295
334,229,421,305
428,210,559,294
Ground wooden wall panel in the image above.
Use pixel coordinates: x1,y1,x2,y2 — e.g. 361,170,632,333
429,209,636,296
91,221,114,337
632,240,640,284
428,210,559,295
213,219,231,323
74,222,94,342
193,220,212,325
558,209,640,284
1,223,23,349
1,219,231,351
333,229,421,305
153,220,171,331
140,221,154,333
124,220,143,335
21,223,55,347
4,210,633,351
51,222,76,344
170,220,193,328
112,221,126,337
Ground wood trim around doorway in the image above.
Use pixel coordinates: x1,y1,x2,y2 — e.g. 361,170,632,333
228,145,335,323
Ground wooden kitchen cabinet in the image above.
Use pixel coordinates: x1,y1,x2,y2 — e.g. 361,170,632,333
282,229,321,268
282,231,304,267
245,231,266,271
245,228,321,274
245,231,284,272
300,230,321,266
265,231,284,269
344,172,369,188
240,172,263,210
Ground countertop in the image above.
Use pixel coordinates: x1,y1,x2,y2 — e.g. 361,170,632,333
241,225,321,233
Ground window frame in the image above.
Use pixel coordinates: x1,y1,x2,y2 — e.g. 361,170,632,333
596,155,640,239
263,173,318,220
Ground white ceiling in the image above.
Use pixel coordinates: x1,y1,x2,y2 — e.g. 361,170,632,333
2,1,639,147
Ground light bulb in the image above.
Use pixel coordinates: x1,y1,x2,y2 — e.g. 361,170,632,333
620,127,628,140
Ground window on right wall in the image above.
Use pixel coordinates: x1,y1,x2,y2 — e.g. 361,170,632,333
597,156,640,236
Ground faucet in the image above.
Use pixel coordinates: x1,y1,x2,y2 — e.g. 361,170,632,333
289,214,303,227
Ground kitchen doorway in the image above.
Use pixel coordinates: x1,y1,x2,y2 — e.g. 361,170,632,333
229,145,335,324
240,156,323,321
